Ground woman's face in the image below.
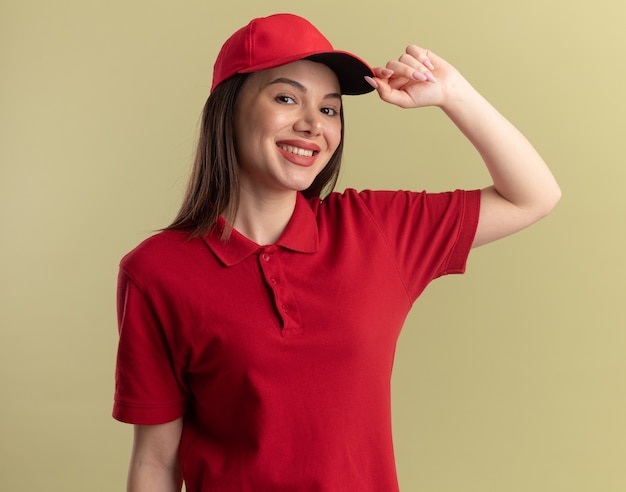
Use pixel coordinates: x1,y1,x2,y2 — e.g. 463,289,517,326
233,60,342,199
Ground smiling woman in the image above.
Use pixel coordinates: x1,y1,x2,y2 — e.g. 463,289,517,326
112,12,560,492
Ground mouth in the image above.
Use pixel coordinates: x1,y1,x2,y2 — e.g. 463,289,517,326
277,144,318,158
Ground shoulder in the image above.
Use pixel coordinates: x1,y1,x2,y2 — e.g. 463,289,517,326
319,188,476,214
119,230,207,284
317,188,480,236
317,188,401,211
121,230,189,265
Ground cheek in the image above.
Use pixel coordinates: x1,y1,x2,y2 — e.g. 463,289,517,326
234,114,267,162
328,122,342,153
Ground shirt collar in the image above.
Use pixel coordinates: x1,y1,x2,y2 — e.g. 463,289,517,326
203,193,319,266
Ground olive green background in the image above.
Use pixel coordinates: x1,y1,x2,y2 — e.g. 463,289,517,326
1,0,624,490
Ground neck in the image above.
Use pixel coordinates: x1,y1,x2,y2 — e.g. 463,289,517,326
231,189,298,245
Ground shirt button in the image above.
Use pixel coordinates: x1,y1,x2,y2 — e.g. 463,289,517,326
261,253,271,262
270,276,278,284
281,304,289,313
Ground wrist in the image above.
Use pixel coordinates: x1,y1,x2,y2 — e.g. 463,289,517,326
438,76,482,114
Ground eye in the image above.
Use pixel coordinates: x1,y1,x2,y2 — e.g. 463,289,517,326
321,107,340,117
276,95,296,104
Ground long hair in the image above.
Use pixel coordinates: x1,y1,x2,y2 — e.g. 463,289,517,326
166,72,345,239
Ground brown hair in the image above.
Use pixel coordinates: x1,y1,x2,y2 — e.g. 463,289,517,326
166,72,345,239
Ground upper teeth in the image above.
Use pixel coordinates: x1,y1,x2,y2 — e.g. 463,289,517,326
279,145,315,157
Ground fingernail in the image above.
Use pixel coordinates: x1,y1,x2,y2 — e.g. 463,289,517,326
425,73,437,83
381,68,394,77
412,71,427,82
364,76,378,89
424,59,435,71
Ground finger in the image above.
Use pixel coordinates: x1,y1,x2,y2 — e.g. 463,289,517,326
401,48,437,83
365,76,417,109
366,73,410,92
399,54,436,83
399,45,437,82
406,45,436,71
364,75,379,89
385,58,437,84
371,66,394,80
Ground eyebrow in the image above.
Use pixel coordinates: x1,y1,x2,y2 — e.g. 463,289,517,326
268,77,342,101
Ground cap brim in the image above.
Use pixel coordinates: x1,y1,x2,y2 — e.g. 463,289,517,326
306,52,375,95
231,49,375,96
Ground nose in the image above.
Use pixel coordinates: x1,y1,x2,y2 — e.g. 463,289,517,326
293,106,322,136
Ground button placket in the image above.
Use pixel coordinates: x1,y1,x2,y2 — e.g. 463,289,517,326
258,247,302,336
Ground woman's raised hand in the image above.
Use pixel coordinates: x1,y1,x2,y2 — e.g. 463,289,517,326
366,45,465,109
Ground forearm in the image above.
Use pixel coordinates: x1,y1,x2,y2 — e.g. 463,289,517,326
440,77,561,215
126,420,184,492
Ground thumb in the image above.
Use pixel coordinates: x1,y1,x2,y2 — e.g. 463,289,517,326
364,76,410,107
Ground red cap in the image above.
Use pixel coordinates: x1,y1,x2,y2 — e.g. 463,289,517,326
211,13,375,95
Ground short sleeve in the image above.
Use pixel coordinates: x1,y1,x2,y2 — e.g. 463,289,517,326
113,270,187,424
357,189,481,301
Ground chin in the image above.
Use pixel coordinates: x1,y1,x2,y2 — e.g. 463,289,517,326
282,177,317,193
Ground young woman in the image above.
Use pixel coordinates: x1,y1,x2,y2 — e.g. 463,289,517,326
114,13,560,492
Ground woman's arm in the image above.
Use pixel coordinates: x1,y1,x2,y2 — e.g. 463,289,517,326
366,45,561,247
126,418,184,492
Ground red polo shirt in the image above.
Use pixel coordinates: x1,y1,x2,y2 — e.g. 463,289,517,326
114,188,480,491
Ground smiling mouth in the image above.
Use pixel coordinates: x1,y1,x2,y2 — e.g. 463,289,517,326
278,144,317,158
